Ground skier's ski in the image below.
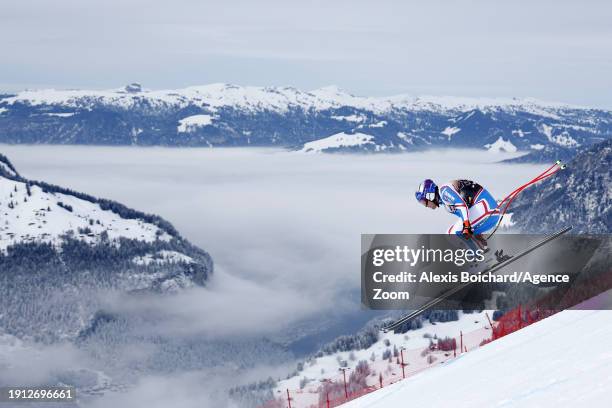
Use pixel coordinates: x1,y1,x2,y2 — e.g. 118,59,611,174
382,226,572,333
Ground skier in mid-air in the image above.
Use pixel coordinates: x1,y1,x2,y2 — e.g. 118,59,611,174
383,166,566,332
415,179,500,242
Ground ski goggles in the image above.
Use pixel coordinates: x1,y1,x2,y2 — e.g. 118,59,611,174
416,191,436,205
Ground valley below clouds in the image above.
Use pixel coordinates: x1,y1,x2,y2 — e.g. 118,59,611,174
0,145,540,407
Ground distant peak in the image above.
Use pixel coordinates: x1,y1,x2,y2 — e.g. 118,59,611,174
124,83,142,93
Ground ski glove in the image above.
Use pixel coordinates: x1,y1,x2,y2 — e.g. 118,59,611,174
462,220,473,238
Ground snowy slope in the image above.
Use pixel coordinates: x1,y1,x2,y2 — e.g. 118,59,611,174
275,311,493,407
0,151,211,274
177,114,214,132
299,132,375,153
344,310,612,408
0,175,171,250
485,136,518,153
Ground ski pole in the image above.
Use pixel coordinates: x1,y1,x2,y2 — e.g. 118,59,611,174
485,161,565,238
497,164,563,216
496,161,562,209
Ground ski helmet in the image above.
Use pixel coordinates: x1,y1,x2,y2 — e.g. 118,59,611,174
415,179,438,207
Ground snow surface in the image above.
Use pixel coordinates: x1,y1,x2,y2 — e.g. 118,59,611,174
344,310,612,408
530,144,545,151
539,124,554,140
538,124,579,147
177,114,214,132
396,133,411,145
552,132,580,148
132,250,194,266
331,114,364,123
368,121,387,128
0,175,171,250
485,137,518,153
299,132,375,153
441,126,461,141
512,129,529,138
45,112,76,118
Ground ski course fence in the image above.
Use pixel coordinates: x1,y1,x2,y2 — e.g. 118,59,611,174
260,306,561,408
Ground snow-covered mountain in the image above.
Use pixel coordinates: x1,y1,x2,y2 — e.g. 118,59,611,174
1,83,611,159
0,152,213,341
509,139,611,233
0,166,169,251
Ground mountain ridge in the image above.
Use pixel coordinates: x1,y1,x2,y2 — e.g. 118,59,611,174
1,83,590,112
1,83,611,159
509,139,611,233
0,152,213,341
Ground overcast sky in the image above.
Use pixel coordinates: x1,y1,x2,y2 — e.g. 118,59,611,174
1,0,611,107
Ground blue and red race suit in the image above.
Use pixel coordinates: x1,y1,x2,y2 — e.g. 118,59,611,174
439,179,500,236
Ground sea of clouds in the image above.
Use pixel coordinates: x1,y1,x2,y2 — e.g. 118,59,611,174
0,145,540,407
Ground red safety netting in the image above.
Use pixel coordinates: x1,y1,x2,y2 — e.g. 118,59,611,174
259,307,562,408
